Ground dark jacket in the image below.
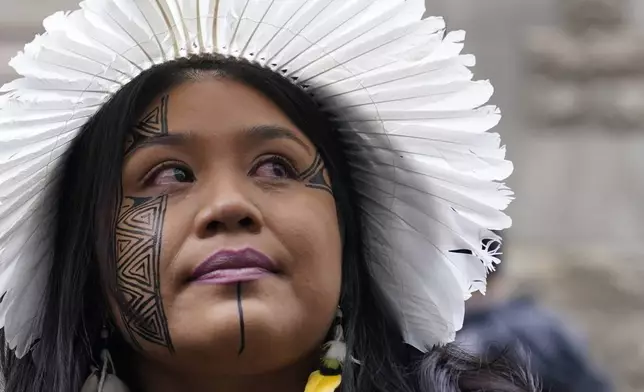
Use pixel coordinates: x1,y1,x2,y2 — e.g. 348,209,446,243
457,296,611,392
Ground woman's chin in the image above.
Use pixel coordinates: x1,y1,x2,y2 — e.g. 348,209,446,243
139,282,331,375
163,300,311,367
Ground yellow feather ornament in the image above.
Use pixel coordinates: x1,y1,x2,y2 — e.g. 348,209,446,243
304,371,342,392
305,309,345,392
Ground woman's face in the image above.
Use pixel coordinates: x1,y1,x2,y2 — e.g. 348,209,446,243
110,77,342,377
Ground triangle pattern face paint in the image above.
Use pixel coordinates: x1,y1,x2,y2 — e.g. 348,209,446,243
115,193,173,351
135,95,169,138
115,94,178,353
125,95,171,156
299,153,333,195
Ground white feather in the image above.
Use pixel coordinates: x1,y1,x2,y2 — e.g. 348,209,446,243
324,340,346,363
312,55,474,100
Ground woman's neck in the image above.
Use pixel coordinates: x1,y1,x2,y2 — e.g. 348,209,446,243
134,354,317,392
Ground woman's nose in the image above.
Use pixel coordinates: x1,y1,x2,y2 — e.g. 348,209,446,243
193,178,263,239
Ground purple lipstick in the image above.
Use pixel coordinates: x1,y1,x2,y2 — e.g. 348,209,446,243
191,248,276,285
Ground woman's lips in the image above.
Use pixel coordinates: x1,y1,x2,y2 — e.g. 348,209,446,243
194,267,272,284
191,248,277,285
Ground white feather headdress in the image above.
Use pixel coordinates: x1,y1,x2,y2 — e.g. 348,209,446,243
0,0,512,358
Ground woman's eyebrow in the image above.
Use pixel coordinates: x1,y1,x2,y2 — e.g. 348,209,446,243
127,133,192,155
243,125,311,153
127,125,310,155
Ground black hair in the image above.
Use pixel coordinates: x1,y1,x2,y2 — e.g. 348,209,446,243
1,55,538,392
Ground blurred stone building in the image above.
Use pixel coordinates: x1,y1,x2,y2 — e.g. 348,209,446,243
0,0,643,391
425,1,644,391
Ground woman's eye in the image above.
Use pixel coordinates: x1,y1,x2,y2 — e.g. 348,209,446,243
150,166,195,185
253,158,297,179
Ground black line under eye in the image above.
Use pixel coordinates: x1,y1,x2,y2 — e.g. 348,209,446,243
251,156,298,180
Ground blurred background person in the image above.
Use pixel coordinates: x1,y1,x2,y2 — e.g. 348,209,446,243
456,237,612,392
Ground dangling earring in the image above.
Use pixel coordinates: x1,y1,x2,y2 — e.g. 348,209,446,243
304,308,346,392
80,327,131,392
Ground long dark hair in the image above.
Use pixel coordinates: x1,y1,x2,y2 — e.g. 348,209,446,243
1,55,538,392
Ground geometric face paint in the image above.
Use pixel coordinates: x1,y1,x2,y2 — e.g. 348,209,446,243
135,94,169,137
124,94,169,155
115,195,174,352
299,152,333,195
115,94,174,352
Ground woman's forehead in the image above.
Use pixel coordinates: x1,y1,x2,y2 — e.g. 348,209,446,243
136,79,305,140
140,78,286,128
